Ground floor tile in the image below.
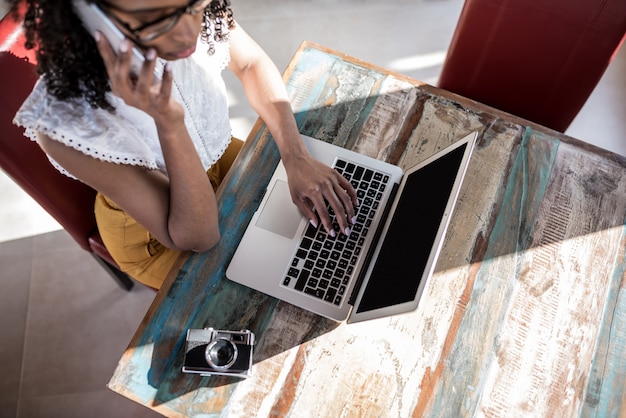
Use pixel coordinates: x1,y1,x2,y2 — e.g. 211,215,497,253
0,399,18,418
15,231,156,406
0,171,61,243
17,390,161,418
0,236,33,410
566,43,626,156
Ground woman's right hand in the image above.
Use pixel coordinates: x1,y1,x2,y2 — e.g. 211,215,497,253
94,33,184,130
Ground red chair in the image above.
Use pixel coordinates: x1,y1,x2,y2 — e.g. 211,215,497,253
438,0,626,133
0,8,134,290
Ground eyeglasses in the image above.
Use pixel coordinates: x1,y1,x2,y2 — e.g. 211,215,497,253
96,0,211,43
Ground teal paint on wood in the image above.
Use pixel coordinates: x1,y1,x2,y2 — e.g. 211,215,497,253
289,47,384,150
430,127,560,416
287,48,336,114
583,222,626,418
109,126,284,410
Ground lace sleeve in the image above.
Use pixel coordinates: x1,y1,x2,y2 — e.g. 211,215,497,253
14,79,163,179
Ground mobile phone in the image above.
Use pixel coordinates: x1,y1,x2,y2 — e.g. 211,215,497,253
73,0,161,82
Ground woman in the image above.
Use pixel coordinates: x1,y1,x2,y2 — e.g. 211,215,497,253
11,0,358,288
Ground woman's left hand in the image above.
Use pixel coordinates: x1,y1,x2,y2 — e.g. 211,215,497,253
284,155,358,237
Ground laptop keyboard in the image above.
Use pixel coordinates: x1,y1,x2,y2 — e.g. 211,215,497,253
282,158,391,306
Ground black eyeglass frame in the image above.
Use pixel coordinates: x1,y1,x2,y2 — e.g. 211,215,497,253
94,0,210,43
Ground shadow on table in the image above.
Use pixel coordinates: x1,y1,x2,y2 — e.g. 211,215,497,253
122,89,626,409
145,281,340,406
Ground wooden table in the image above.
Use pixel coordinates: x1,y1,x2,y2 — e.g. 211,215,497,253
108,42,626,417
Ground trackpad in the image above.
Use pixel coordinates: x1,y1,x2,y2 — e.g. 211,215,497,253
255,180,303,239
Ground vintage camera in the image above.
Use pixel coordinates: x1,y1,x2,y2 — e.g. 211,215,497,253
182,327,255,378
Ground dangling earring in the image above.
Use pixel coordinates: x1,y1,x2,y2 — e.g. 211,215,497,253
201,8,216,55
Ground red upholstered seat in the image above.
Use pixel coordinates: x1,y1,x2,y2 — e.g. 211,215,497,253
0,6,134,290
438,0,626,133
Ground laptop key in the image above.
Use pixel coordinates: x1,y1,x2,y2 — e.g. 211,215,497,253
325,288,337,303
304,224,317,238
304,287,325,299
300,238,313,250
295,269,310,291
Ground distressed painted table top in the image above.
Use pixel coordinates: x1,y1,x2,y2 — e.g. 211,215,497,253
108,42,626,417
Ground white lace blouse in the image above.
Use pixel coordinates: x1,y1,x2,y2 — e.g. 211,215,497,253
13,31,233,180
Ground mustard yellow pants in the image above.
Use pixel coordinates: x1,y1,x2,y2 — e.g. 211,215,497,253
94,138,243,289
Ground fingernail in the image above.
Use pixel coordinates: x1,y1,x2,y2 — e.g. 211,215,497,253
351,216,357,225
309,219,318,228
94,31,101,42
344,227,351,235
119,40,129,53
329,229,336,238
146,48,156,61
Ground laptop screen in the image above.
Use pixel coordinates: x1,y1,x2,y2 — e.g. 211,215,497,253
355,143,468,313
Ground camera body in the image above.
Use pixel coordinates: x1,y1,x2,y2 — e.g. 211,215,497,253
182,328,255,378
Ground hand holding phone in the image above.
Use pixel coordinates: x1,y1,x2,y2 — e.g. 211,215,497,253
73,0,161,83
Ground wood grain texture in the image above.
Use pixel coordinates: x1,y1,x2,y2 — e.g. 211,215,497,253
108,42,626,417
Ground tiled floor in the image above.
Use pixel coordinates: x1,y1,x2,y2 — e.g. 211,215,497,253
0,1,624,417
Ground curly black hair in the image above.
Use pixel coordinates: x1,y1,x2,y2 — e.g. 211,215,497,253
9,0,235,111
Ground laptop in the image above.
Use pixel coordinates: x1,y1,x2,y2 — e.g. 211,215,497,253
226,131,477,323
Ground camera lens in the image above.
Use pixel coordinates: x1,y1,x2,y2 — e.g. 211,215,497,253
205,338,238,369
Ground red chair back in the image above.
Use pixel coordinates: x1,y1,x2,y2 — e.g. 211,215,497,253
0,11,97,251
438,0,626,132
